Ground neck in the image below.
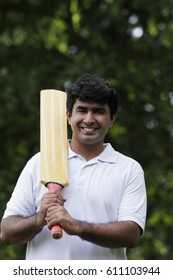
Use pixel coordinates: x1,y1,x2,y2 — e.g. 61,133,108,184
69,140,105,161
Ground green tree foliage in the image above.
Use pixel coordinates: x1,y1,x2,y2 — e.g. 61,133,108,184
0,0,173,259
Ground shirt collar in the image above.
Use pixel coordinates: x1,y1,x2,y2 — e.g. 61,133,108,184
97,143,118,163
68,141,118,164
68,142,77,159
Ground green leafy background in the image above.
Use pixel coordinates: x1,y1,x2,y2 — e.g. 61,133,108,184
0,0,173,260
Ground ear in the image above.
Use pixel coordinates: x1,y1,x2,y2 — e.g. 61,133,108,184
66,110,71,125
110,114,117,127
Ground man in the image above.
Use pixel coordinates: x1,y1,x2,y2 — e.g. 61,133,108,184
0,73,147,259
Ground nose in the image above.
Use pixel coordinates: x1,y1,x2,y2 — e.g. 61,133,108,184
84,111,95,124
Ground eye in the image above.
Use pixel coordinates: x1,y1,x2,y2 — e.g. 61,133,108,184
76,106,87,113
94,108,105,114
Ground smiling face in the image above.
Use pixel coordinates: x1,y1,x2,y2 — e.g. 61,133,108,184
67,99,116,149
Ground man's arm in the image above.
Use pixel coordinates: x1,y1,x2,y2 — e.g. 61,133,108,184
46,205,141,248
78,220,140,248
0,215,42,244
0,191,66,245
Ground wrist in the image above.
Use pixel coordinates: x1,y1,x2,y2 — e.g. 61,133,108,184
76,220,91,238
35,213,44,231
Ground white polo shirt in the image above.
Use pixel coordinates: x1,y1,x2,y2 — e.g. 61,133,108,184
3,143,146,260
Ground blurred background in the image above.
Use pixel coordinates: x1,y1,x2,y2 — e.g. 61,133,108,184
0,0,173,260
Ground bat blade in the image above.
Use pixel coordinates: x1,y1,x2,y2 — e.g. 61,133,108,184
40,89,68,239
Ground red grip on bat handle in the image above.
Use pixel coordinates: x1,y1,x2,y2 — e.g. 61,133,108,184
46,182,63,239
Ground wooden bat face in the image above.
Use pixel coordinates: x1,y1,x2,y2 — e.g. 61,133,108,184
40,89,68,187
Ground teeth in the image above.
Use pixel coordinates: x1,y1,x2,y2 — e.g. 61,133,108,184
82,127,95,132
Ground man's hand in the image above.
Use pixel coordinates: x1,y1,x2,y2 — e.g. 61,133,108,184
46,205,80,236
36,191,66,228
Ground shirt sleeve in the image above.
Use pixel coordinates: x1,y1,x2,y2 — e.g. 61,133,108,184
117,161,147,233
2,157,39,219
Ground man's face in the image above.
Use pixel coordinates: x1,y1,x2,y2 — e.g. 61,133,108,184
67,99,116,146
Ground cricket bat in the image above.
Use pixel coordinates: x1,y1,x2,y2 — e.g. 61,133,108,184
40,89,68,239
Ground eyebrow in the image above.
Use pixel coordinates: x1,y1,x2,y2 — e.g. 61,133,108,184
76,106,106,112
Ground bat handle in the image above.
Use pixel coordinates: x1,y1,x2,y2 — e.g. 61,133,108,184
46,182,63,239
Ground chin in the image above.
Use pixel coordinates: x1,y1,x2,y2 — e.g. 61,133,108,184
80,137,102,145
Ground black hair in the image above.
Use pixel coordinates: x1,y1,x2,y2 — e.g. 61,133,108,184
66,73,118,119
